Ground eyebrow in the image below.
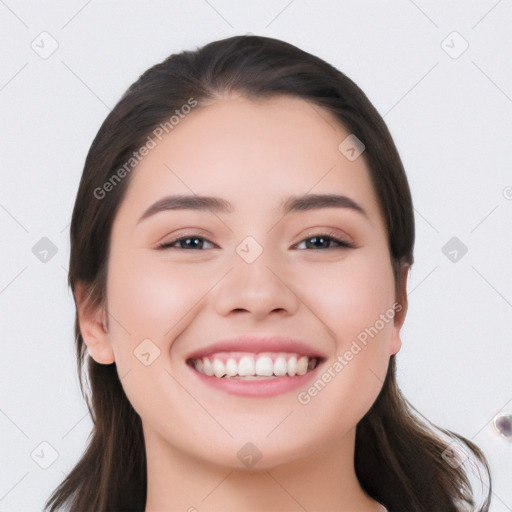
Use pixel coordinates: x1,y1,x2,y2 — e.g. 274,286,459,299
137,193,368,224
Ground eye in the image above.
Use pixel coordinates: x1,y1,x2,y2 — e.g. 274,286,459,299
156,235,215,250
294,233,354,250
156,232,354,251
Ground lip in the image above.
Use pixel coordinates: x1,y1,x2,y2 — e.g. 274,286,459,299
185,334,327,361
188,362,323,397
185,335,326,398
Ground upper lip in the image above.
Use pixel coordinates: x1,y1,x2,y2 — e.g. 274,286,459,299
186,335,327,361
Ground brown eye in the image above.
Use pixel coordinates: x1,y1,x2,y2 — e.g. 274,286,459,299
295,234,354,250
157,235,215,250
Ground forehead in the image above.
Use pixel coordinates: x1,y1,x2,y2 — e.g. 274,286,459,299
116,94,384,228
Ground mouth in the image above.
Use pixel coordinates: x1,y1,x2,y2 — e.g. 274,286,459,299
187,352,322,379
185,335,326,397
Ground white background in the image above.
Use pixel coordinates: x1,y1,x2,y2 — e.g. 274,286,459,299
0,1,511,510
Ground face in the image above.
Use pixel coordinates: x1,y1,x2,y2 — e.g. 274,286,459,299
79,94,406,469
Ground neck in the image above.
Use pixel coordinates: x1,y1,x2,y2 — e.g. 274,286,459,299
143,426,383,512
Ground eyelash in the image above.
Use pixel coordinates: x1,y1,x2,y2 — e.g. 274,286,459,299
156,233,355,251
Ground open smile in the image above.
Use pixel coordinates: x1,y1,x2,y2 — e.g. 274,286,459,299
189,352,320,379
185,335,327,397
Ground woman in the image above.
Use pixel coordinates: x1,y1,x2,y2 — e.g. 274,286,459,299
45,35,492,512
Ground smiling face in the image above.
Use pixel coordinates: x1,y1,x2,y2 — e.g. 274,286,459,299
78,94,407,471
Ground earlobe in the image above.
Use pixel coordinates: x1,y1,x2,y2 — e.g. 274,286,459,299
389,309,404,356
74,283,115,365
390,264,410,356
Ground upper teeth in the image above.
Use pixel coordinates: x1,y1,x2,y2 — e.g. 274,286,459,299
191,352,318,378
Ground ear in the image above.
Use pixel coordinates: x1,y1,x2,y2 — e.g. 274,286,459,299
389,264,410,356
74,282,115,365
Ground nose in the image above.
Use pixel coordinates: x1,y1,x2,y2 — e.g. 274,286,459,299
212,249,300,322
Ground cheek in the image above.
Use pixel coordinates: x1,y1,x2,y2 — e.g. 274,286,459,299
105,253,207,379
104,254,198,415
299,250,396,345
108,254,199,334
295,250,396,402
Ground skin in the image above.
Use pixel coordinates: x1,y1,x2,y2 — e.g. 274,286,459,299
76,94,408,511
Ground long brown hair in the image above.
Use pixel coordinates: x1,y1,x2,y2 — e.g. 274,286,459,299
45,35,492,512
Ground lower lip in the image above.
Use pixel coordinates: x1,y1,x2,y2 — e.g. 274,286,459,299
188,362,323,397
